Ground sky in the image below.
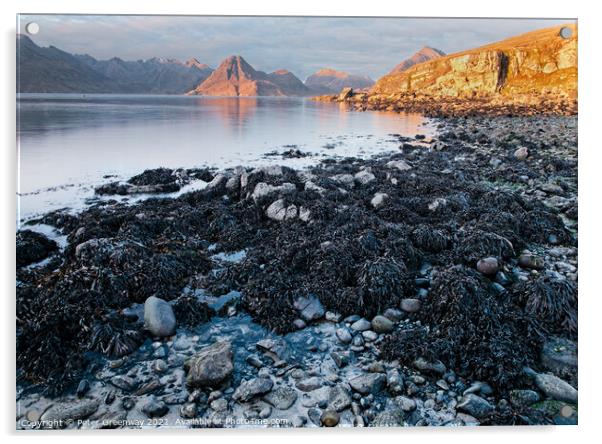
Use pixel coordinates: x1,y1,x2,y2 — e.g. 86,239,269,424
18,15,574,80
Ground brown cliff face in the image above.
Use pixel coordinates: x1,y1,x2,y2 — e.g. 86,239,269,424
190,56,308,96
388,46,446,75
373,23,577,100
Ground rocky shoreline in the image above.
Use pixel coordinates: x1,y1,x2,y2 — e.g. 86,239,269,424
313,88,578,118
16,115,577,428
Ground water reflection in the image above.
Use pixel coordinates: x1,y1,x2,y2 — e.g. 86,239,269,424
17,94,434,220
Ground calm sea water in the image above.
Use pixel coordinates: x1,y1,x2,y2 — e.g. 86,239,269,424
17,94,433,223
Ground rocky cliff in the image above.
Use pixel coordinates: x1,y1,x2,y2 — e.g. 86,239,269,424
318,23,577,116
190,56,309,96
373,23,577,99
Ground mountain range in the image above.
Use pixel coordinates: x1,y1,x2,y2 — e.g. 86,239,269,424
17,34,213,94
17,35,379,96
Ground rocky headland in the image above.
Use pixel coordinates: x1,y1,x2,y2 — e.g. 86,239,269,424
314,24,578,117
17,114,577,428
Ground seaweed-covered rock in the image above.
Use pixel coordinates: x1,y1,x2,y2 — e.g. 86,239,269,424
514,276,577,336
172,296,215,327
16,230,58,267
380,265,541,391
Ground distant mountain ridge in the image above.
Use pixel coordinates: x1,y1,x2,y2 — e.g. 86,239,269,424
18,35,375,97
18,35,213,94
388,47,446,75
189,55,310,96
304,68,374,94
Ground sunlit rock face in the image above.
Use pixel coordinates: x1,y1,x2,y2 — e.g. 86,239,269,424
190,55,309,97
372,24,577,100
388,46,446,75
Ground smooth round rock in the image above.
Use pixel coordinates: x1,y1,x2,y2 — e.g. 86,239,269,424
320,409,340,427
371,315,394,333
400,298,421,313
144,296,176,337
476,257,499,275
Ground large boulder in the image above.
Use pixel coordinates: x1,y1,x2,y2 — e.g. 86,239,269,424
144,296,176,337
185,341,233,388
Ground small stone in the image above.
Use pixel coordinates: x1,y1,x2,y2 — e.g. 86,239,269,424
325,311,342,322
413,357,446,375
76,379,90,397
534,372,578,403
349,373,386,395
330,351,351,368
362,330,378,341
296,377,322,392
371,193,389,208
436,379,450,390
371,315,394,333
386,160,412,171
354,170,376,185
476,257,499,275
320,410,340,427
350,318,371,331
540,337,577,379
352,334,365,347
400,298,421,313
514,147,529,160
264,385,298,410
141,399,169,418
509,390,540,408
153,359,167,373
180,403,197,418
266,199,297,221
233,377,274,402
395,396,417,412
293,319,307,329
210,398,228,412
294,295,325,322
144,296,176,337
519,253,545,270
457,394,494,418
328,384,352,412
307,408,322,426
111,375,138,392
383,308,403,322
246,354,264,368
336,327,353,344
40,400,100,426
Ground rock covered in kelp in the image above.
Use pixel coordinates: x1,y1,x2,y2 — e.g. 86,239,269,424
16,230,58,267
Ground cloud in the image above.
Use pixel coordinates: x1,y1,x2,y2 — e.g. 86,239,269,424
18,15,573,79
